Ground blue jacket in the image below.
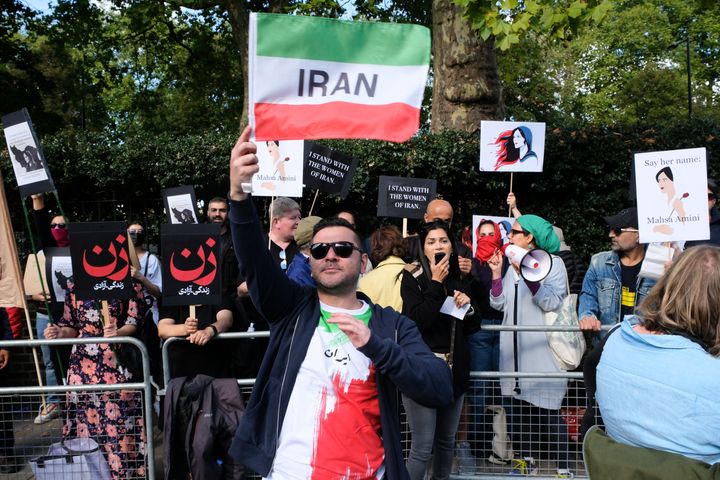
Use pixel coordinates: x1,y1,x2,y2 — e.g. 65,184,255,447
578,250,655,340
597,317,720,464
227,197,453,479
286,252,316,287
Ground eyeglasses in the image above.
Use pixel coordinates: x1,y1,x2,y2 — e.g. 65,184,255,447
610,227,638,236
279,249,287,270
50,223,67,229
309,242,363,260
127,229,143,234
509,228,527,237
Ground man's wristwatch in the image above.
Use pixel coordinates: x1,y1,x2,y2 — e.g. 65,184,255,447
209,324,218,337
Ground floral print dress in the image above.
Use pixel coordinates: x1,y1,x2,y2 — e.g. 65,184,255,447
59,283,146,479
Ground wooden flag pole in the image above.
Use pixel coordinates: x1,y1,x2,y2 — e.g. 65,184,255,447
127,237,141,271
508,172,514,217
189,305,196,320
268,196,274,250
308,190,320,217
101,300,111,327
402,218,408,238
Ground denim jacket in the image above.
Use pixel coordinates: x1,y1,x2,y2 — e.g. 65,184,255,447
578,250,655,337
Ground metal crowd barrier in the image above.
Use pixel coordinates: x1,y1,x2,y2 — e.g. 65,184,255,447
156,325,612,479
0,337,155,479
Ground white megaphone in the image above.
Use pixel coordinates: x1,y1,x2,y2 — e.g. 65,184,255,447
502,244,553,282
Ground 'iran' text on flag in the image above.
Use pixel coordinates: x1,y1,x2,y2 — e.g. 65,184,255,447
248,13,430,143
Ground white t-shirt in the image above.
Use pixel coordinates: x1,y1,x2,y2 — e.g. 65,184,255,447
266,301,385,480
138,252,162,324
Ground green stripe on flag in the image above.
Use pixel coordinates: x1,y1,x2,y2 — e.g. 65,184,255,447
255,13,429,66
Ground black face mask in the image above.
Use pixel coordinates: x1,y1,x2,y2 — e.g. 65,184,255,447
128,231,146,246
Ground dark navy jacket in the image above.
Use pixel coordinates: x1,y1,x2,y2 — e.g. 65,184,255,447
227,196,453,479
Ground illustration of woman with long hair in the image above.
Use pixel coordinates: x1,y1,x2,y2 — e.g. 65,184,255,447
492,126,538,170
653,166,687,235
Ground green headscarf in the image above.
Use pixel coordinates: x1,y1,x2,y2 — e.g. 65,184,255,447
517,215,560,254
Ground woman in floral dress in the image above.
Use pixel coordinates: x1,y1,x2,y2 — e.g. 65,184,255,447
45,281,147,479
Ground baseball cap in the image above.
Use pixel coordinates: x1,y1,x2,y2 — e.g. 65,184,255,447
294,216,323,247
604,207,638,230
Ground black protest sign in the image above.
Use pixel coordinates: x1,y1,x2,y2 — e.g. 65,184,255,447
161,223,222,306
377,176,437,219
162,185,200,225
44,247,73,304
2,108,55,197
69,222,133,300
303,142,359,198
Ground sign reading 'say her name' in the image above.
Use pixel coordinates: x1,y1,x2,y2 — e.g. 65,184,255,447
69,222,133,300
161,224,222,306
635,147,709,244
303,142,358,199
377,176,437,219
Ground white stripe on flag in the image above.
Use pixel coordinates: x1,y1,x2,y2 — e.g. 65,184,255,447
253,56,428,108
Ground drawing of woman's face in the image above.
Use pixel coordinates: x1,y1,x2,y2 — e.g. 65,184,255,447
657,172,675,196
512,129,526,149
267,141,280,161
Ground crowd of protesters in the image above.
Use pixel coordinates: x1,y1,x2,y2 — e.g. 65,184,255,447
0,132,718,479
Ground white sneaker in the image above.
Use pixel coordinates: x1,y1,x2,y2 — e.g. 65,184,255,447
34,403,61,424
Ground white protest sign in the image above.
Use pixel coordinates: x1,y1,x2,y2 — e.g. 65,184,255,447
634,147,709,243
251,138,304,197
479,121,546,172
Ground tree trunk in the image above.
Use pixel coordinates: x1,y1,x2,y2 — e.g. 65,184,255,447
223,0,250,128
431,0,503,134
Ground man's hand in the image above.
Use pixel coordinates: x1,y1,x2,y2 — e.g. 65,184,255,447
237,282,249,297
31,194,45,211
184,317,198,335
326,313,371,349
188,328,214,346
229,125,259,201
579,315,601,332
0,349,8,369
458,256,472,275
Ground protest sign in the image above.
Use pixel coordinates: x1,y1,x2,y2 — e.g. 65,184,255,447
251,138,304,197
162,185,200,224
161,224,222,306
248,13,430,143
377,176,436,219
69,222,132,300
2,108,55,197
303,142,358,199
479,121,546,172
44,247,73,303
634,147,709,243
472,215,514,256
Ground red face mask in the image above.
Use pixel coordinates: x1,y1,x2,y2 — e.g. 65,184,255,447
474,222,502,264
51,227,70,247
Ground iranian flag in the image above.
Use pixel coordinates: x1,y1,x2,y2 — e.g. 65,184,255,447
248,13,430,143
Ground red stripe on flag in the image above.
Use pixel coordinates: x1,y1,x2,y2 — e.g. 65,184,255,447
254,102,420,143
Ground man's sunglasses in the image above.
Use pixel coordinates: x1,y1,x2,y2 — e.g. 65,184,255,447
310,242,363,260
610,227,638,236
50,223,67,229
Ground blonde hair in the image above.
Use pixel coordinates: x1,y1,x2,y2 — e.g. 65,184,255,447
638,245,720,356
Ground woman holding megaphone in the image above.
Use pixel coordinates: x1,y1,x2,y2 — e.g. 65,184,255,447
400,220,481,480
487,214,572,477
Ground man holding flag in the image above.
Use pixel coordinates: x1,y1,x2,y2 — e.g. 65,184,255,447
227,126,452,479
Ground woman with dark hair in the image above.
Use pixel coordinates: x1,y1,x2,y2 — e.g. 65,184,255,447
400,220,480,480
595,245,720,464
358,225,407,311
493,126,538,170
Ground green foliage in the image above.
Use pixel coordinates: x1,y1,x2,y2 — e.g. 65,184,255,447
454,0,613,51
3,121,719,260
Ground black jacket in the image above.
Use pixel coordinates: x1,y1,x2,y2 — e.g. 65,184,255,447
164,375,245,480
227,196,453,479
